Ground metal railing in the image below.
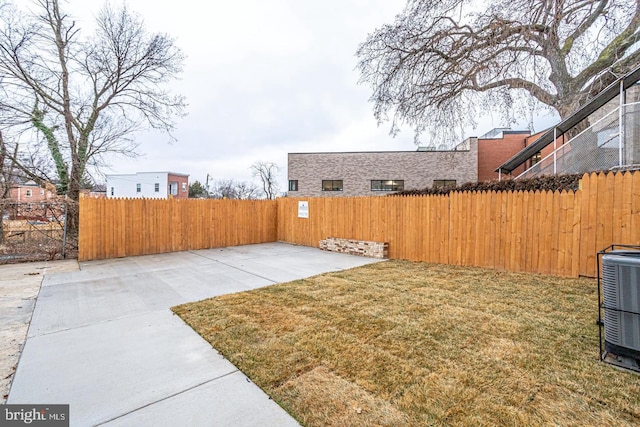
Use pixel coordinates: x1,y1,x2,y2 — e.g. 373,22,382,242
517,102,640,179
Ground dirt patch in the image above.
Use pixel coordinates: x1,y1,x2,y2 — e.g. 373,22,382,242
0,259,79,403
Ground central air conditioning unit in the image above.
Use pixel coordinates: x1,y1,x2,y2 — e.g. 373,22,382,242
599,248,640,372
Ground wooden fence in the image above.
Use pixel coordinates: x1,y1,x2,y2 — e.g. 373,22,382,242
277,172,640,278
79,172,640,278
78,198,277,261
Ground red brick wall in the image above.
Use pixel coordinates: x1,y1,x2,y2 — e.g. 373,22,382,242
477,132,530,182
9,185,56,202
168,174,189,199
529,132,566,168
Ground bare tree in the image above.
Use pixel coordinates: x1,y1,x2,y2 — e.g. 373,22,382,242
357,0,640,145
250,161,280,199
209,179,261,200
0,0,186,209
0,131,18,243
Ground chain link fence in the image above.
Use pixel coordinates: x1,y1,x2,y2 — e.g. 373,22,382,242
0,199,77,264
518,102,640,179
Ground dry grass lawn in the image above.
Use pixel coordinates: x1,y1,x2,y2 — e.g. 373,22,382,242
172,261,640,426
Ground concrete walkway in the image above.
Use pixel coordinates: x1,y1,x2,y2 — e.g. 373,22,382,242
5,243,382,426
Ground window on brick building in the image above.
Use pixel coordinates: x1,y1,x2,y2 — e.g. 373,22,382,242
322,180,343,191
433,180,456,189
25,189,32,197
288,180,298,191
371,180,404,191
530,151,542,167
182,182,187,192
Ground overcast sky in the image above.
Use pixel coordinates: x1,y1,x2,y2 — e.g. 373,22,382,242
65,0,557,191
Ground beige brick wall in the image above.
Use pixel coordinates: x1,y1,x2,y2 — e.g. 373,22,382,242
319,237,389,259
287,139,478,197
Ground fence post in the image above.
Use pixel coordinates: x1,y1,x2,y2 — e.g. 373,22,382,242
62,202,68,259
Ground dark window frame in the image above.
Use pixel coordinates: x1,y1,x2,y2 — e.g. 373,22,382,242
433,179,457,189
530,151,542,167
288,180,298,191
322,180,343,192
371,179,404,191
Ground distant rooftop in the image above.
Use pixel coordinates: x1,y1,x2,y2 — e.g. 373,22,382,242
479,128,531,139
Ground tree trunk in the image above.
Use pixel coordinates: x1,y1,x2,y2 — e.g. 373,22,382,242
65,172,80,236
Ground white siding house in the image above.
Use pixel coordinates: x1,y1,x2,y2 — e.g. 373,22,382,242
106,172,189,199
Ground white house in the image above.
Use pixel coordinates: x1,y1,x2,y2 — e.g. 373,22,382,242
106,172,189,199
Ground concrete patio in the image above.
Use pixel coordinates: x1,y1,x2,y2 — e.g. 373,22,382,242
6,242,383,426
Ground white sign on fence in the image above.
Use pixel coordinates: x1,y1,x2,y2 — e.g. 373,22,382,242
298,201,309,218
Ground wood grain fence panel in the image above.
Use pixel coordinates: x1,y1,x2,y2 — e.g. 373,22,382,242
570,189,582,277
489,192,498,269
442,195,451,264
413,197,426,262
617,173,633,245
537,191,550,275
531,191,542,274
550,191,561,276
567,190,578,276
460,193,469,266
468,192,475,266
598,172,616,256
449,192,461,265
504,192,513,271
439,195,446,264
471,192,479,266
458,193,469,265
513,191,524,272
519,191,531,272
631,172,640,247
580,173,598,277
612,173,625,246
403,197,416,261
475,192,488,267
558,191,571,276
79,199,277,261
429,197,439,264
498,191,508,270
80,172,640,276
508,192,518,271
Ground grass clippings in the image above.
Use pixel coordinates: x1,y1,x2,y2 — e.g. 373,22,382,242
172,261,640,427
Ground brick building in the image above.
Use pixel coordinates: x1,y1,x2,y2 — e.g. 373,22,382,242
8,181,56,202
288,128,539,197
477,129,544,181
288,138,477,197
106,172,189,199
